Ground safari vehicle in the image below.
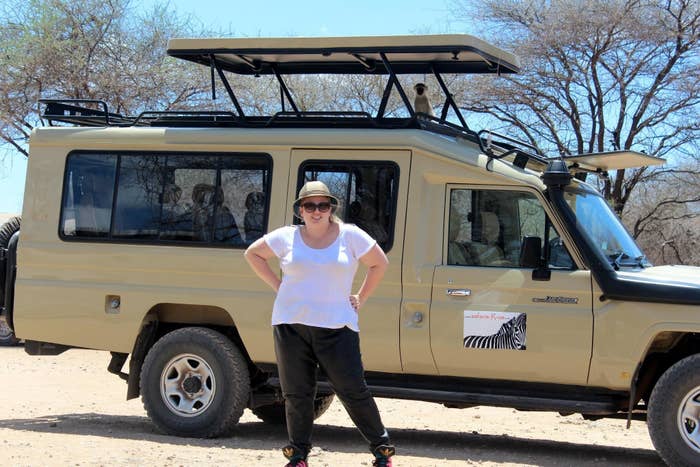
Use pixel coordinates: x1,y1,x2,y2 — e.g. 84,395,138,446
1,35,699,466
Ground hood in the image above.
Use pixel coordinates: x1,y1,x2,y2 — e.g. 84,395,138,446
633,265,700,287
608,265,700,306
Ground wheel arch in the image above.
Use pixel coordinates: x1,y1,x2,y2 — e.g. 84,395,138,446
125,302,262,400
635,331,700,405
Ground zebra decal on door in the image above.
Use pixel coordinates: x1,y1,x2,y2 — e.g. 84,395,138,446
463,311,527,350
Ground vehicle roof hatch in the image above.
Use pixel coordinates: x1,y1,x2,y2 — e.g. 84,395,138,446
166,34,521,75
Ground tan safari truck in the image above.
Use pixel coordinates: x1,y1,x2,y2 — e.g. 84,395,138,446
1,35,699,466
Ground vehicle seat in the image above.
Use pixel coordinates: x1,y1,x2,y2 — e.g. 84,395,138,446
244,191,265,243
191,184,242,244
192,183,215,241
160,183,193,240
211,186,242,244
347,198,388,244
448,207,470,265
470,211,506,266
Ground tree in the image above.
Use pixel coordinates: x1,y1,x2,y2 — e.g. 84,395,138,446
0,0,210,158
450,0,699,215
623,160,700,264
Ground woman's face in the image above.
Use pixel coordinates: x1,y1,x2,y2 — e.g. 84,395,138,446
299,195,333,225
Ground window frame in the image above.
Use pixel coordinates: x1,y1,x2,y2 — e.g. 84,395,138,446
443,184,581,269
297,159,400,252
59,150,273,249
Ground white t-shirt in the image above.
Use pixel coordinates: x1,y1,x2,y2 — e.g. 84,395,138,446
264,223,376,331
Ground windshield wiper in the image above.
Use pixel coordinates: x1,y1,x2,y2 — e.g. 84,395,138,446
608,251,647,270
608,251,632,270
635,255,649,268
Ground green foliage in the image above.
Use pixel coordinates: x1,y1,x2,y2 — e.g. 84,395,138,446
0,0,210,156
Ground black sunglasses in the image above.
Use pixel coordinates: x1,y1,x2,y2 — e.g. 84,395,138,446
301,202,332,213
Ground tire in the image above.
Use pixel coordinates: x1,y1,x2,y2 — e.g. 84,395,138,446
0,216,20,248
648,353,700,467
140,327,250,438
252,394,335,425
0,319,19,346
0,216,21,346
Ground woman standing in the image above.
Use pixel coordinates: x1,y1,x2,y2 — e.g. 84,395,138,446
244,181,395,467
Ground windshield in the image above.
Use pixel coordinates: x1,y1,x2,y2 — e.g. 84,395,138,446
563,188,651,269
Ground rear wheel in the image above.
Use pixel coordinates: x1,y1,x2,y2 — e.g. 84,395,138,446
0,216,21,346
252,394,335,424
140,327,250,437
648,353,700,467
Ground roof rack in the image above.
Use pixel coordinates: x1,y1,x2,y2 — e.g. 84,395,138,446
40,99,139,127
40,100,423,129
38,35,557,172
477,130,550,171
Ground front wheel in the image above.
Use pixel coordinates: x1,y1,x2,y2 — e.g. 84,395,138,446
140,327,250,438
648,353,700,466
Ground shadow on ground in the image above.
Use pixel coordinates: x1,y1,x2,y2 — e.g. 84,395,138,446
0,412,663,466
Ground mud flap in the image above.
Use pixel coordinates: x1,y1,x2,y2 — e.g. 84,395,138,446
126,321,158,400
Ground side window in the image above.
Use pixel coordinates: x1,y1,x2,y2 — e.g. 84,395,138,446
447,188,574,269
61,152,271,247
112,155,165,239
299,161,399,251
62,153,117,237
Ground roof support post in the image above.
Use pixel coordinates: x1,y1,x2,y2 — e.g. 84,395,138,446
280,85,285,112
376,78,394,119
271,64,300,116
210,55,217,100
379,53,414,118
211,57,245,118
432,66,469,130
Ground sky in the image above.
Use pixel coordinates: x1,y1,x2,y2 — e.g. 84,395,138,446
0,0,467,214
154,0,460,37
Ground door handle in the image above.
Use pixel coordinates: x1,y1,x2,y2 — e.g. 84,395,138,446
447,288,471,297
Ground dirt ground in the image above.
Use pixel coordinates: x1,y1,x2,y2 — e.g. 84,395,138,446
0,346,663,466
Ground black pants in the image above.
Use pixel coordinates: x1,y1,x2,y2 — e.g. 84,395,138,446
273,324,390,453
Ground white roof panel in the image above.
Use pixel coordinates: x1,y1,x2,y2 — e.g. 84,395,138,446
167,34,520,75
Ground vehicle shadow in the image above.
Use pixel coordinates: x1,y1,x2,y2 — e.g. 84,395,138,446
0,412,663,465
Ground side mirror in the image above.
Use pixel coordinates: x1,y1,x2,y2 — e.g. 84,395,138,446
520,236,542,268
520,236,551,281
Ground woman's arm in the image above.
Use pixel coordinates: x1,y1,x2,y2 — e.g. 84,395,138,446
244,238,281,292
350,244,389,311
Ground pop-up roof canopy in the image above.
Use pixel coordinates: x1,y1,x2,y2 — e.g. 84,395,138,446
166,34,521,75
163,35,522,137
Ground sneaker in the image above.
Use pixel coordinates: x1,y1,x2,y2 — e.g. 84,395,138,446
372,444,396,467
282,444,308,467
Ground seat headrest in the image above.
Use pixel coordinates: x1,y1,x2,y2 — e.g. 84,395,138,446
481,211,500,242
245,191,265,210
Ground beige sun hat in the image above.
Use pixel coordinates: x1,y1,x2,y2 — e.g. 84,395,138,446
293,181,340,218
293,180,340,206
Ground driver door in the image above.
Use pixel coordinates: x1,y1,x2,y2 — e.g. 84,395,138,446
430,185,593,384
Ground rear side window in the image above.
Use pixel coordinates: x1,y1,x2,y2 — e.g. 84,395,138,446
61,152,271,247
298,160,399,251
62,153,117,238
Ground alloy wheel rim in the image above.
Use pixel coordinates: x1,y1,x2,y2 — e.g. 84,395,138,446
160,353,216,417
677,384,700,453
